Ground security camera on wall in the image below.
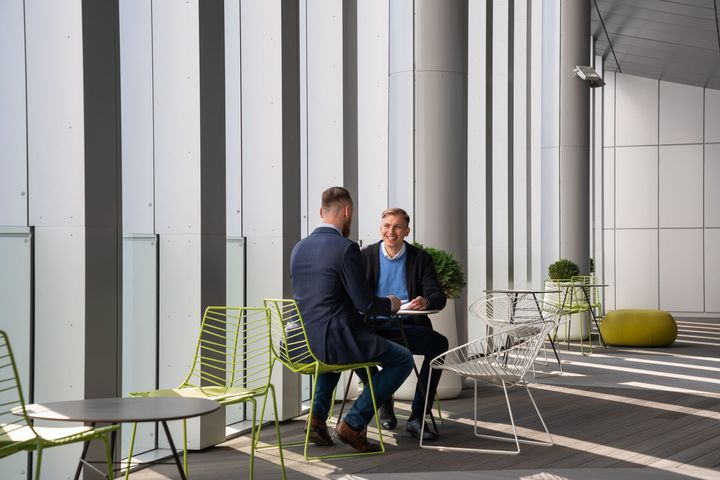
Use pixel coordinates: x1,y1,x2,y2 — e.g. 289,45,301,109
573,65,605,88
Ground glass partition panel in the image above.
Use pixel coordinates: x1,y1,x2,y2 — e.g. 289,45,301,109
0,227,32,479
226,236,246,426
121,234,158,457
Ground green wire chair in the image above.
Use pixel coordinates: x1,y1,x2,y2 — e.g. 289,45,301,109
0,330,117,480
126,307,285,480
261,298,385,461
570,275,606,350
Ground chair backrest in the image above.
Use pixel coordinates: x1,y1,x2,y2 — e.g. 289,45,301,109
264,298,319,372
0,330,37,456
178,307,273,394
433,320,555,388
571,275,601,308
469,294,561,332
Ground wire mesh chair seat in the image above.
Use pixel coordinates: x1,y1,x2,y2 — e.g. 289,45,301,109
127,307,285,480
469,293,563,371
0,330,118,480
263,298,385,461
420,320,557,454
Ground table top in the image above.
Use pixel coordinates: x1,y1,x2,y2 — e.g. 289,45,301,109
575,283,608,288
16,397,220,423
483,289,561,295
396,309,440,316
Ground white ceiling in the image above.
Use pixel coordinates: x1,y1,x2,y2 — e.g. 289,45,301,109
592,0,720,89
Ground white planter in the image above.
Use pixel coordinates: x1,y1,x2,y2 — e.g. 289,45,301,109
544,280,590,341
394,299,462,401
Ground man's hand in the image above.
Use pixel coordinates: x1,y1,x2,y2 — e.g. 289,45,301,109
388,295,402,314
404,296,429,311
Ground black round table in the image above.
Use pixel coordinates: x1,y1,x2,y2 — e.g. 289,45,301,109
19,397,220,480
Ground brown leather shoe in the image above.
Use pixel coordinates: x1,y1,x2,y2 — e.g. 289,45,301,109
335,420,381,453
305,416,334,446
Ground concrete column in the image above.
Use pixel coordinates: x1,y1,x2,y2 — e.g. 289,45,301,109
541,0,591,276
389,0,467,399
559,0,591,274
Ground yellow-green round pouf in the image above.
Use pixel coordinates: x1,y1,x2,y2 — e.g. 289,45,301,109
600,309,677,347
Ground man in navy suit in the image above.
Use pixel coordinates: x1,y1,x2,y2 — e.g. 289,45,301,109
290,186,414,453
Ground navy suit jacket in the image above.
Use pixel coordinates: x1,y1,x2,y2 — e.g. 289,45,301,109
290,226,394,364
361,241,447,329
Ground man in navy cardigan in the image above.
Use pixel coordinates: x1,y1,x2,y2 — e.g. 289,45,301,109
361,208,448,440
290,187,414,453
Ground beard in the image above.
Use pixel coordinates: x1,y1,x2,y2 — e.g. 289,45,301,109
341,218,352,238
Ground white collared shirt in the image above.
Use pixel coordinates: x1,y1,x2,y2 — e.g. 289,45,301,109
381,241,406,260
319,223,342,234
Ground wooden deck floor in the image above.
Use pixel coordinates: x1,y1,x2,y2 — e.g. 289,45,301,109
131,317,720,479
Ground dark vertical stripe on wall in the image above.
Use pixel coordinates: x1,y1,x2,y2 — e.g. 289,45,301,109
526,0,533,282
281,0,301,298
507,0,515,287
82,0,121,400
485,0,494,289
343,0,359,240
82,0,122,473
199,0,226,381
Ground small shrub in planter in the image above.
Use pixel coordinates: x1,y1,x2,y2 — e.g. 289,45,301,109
412,242,466,299
548,258,579,281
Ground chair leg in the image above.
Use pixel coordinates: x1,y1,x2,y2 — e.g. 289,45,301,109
102,433,114,479
268,384,287,480
33,446,43,480
421,379,553,454
182,419,188,475
124,422,138,480
249,398,257,479
303,366,320,461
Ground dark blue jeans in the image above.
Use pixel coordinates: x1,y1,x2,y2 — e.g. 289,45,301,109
358,321,448,415
311,341,413,430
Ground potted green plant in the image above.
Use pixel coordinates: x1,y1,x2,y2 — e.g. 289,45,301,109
548,258,580,281
545,258,589,341
412,242,466,299
395,242,464,399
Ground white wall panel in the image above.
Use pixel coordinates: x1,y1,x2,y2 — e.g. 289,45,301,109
659,81,703,145
603,147,614,229
158,234,202,447
153,0,201,233
615,146,658,229
512,0,528,288
603,229,615,311
0,0,28,227
467,0,487,337
388,0,413,74
158,235,200,388
121,236,157,457
26,0,84,227
530,1,542,288
615,229,658,309
603,71,615,147
540,146,559,281
492,0,509,289
706,144,720,227
616,74,658,147
34,227,85,401
225,237,245,425
705,88,720,143
305,0,343,234
659,145,703,228
388,72,414,221
706,229,720,312
120,0,155,234
358,0,389,246
241,0,283,237
659,229,703,312
225,0,243,237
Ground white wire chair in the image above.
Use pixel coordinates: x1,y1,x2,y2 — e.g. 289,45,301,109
469,293,564,371
419,317,558,454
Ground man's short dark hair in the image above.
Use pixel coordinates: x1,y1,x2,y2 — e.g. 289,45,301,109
321,186,353,210
381,207,410,227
